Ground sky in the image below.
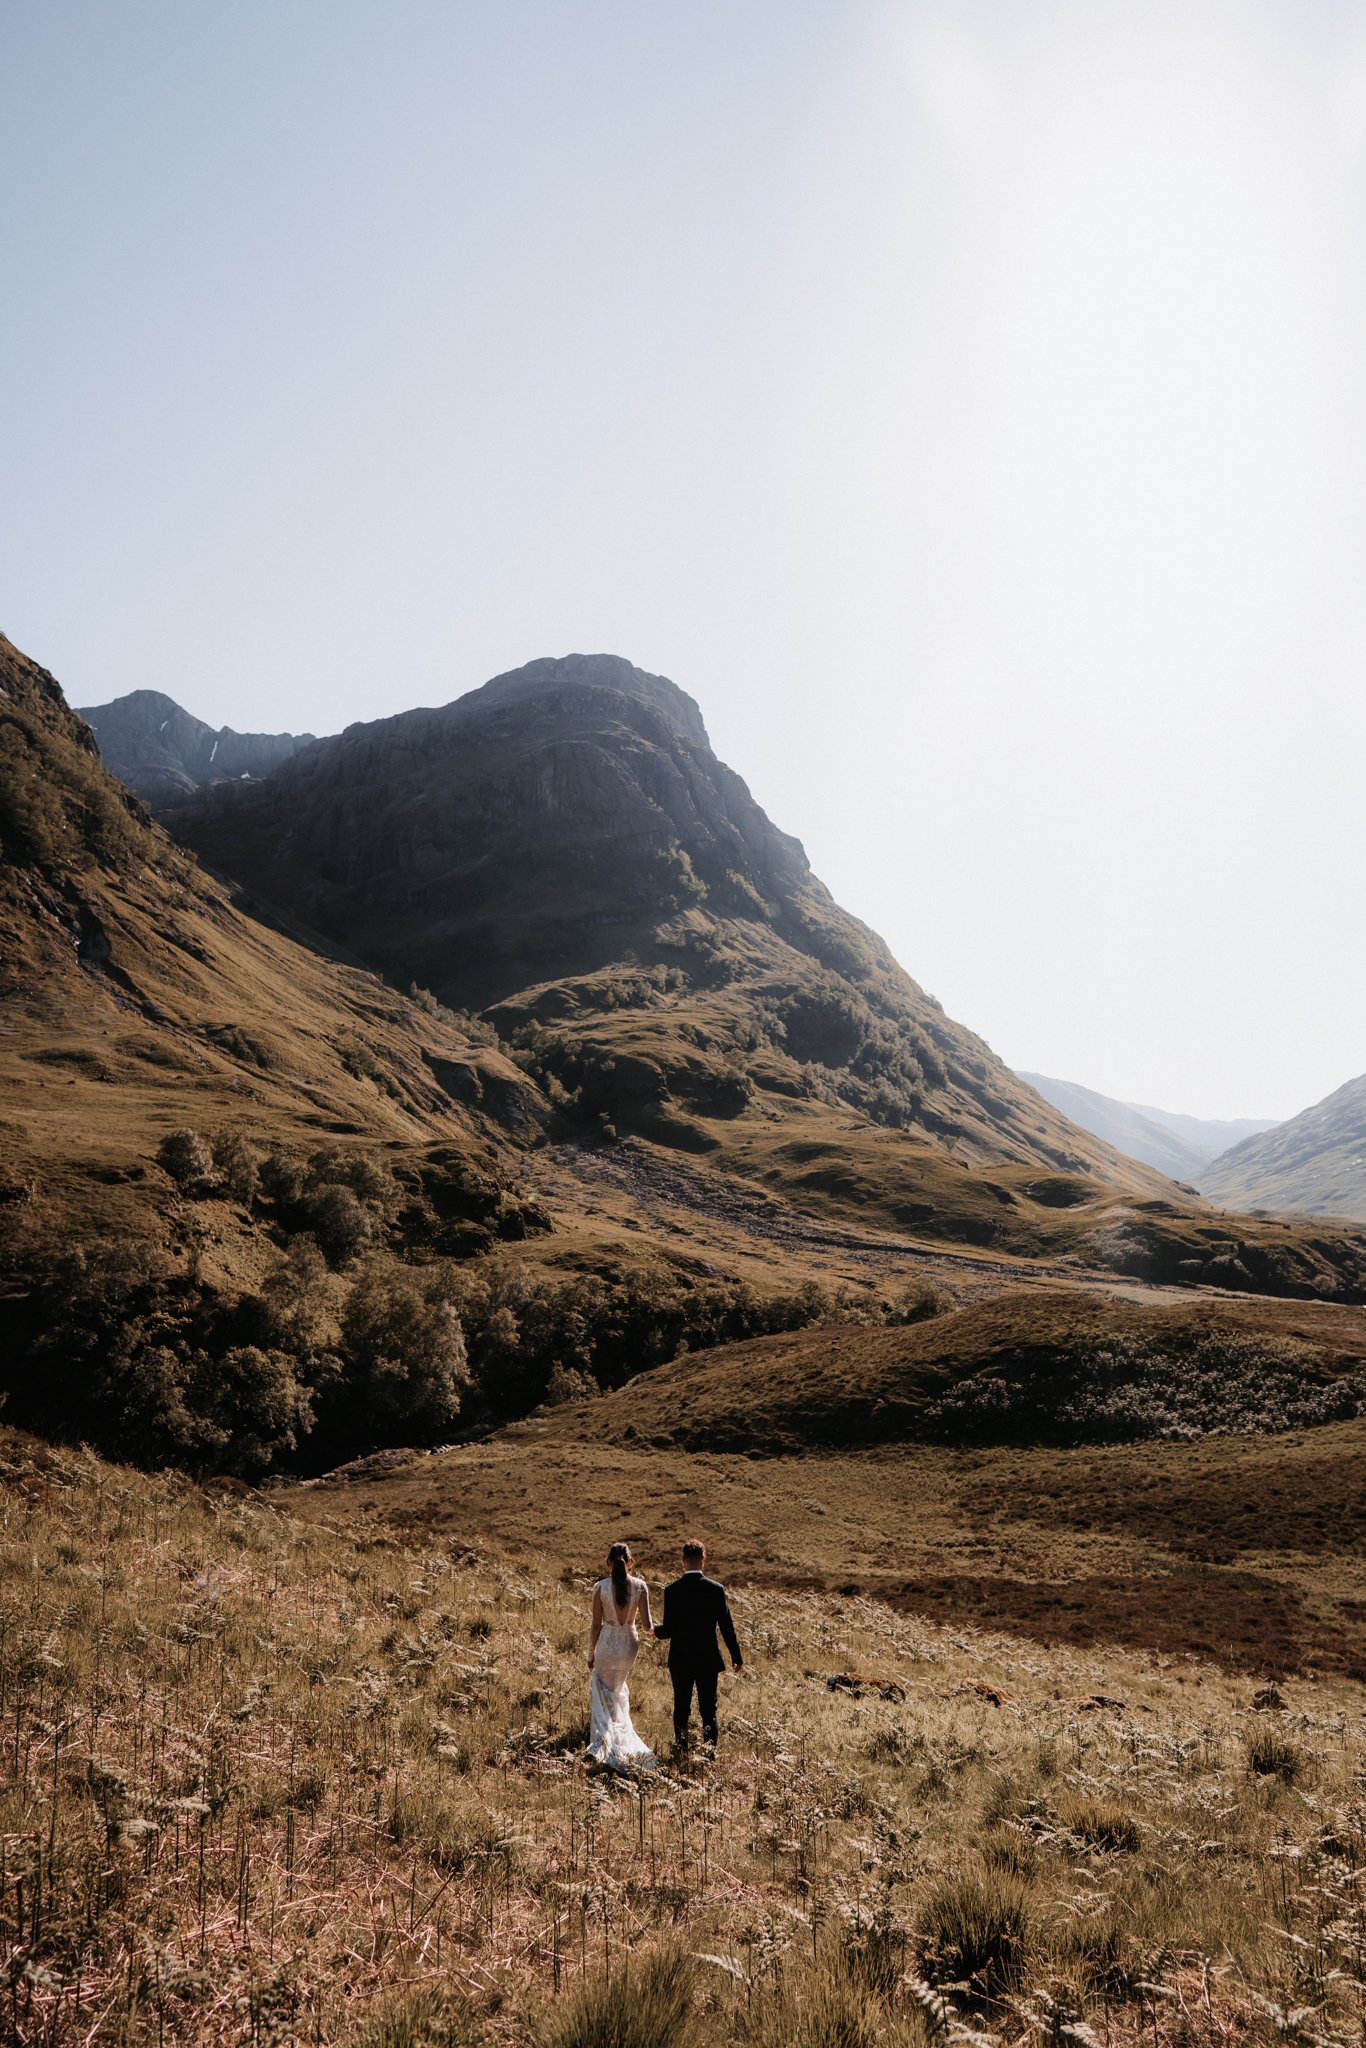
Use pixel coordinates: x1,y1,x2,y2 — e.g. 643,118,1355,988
3,0,1364,1122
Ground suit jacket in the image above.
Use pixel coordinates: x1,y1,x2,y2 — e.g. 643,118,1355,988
655,1572,741,1675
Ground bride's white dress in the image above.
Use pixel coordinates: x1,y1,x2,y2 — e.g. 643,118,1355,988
587,1575,656,1770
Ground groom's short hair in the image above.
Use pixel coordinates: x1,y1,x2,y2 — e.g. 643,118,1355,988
682,1539,705,1563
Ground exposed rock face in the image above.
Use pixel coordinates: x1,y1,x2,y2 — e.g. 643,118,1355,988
171,654,808,1010
77,688,315,804
165,651,1174,1203
1200,1074,1366,1223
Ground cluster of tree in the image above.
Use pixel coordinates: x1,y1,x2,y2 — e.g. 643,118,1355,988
6,1237,468,1478
158,1129,401,1263
155,1128,550,1262
2,1210,947,1481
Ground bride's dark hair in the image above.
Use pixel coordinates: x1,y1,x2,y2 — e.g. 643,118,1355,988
607,1541,631,1609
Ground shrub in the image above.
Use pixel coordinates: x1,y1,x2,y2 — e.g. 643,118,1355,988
37,1336,310,1477
922,1330,1365,1445
917,1868,1032,1995
259,1149,307,1207
355,1986,485,2048
253,1236,338,1363
157,1129,216,1192
211,1130,260,1205
538,1949,697,2048
1247,1731,1303,1783
1055,1794,1142,1853
189,1345,314,1476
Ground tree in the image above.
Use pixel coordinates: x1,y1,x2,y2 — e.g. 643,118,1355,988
307,1184,373,1265
210,1131,259,1205
157,1129,216,1193
339,1261,469,1439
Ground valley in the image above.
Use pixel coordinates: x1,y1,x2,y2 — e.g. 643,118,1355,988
3,630,1365,2048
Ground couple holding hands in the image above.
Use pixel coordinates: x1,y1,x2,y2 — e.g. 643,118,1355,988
586,1538,743,1770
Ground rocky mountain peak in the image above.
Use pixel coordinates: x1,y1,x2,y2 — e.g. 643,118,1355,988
465,655,711,751
78,687,315,804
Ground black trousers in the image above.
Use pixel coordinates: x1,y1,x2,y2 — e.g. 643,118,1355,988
670,1663,720,1742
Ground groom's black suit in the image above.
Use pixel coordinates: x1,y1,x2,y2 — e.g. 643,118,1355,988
655,1569,742,1745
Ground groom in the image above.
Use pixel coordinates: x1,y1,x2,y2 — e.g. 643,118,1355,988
654,1539,743,1748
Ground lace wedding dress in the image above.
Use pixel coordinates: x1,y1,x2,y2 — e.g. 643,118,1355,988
587,1576,656,1770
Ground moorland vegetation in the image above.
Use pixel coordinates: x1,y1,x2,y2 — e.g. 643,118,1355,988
1,1428,1363,2048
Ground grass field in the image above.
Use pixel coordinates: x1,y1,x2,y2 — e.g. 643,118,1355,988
4,1426,1365,2048
289,1414,1366,1681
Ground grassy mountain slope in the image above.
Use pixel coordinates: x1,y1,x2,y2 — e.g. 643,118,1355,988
1199,1072,1366,1222
0,629,537,1271
534,1286,1366,1455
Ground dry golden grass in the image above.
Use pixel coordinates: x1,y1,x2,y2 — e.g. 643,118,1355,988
289,1412,1366,1681
4,1426,1364,2046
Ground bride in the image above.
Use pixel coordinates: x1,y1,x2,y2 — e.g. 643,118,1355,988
586,1542,656,1770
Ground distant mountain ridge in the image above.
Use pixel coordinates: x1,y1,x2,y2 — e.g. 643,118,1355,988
1019,1071,1277,1181
78,687,316,804
1200,1073,1366,1222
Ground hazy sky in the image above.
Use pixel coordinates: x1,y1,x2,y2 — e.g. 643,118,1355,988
5,0,1364,1121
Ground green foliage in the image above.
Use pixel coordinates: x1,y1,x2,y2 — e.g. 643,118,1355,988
308,1183,375,1265
211,1129,260,1204
256,1143,401,1263
406,983,499,1045
336,1260,469,1440
255,1235,338,1364
157,1128,217,1192
921,1329,1363,1445
23,1244,312,1476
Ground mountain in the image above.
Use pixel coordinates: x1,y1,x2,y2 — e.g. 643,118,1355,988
1200,1074,1366,1222
77,686,315,803
1132,1099,1279,1160
128,649,1362,1293
1018,1072,1277,1182
0,631,535,1265
4,625,1366,1498
163,656,1161,1208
